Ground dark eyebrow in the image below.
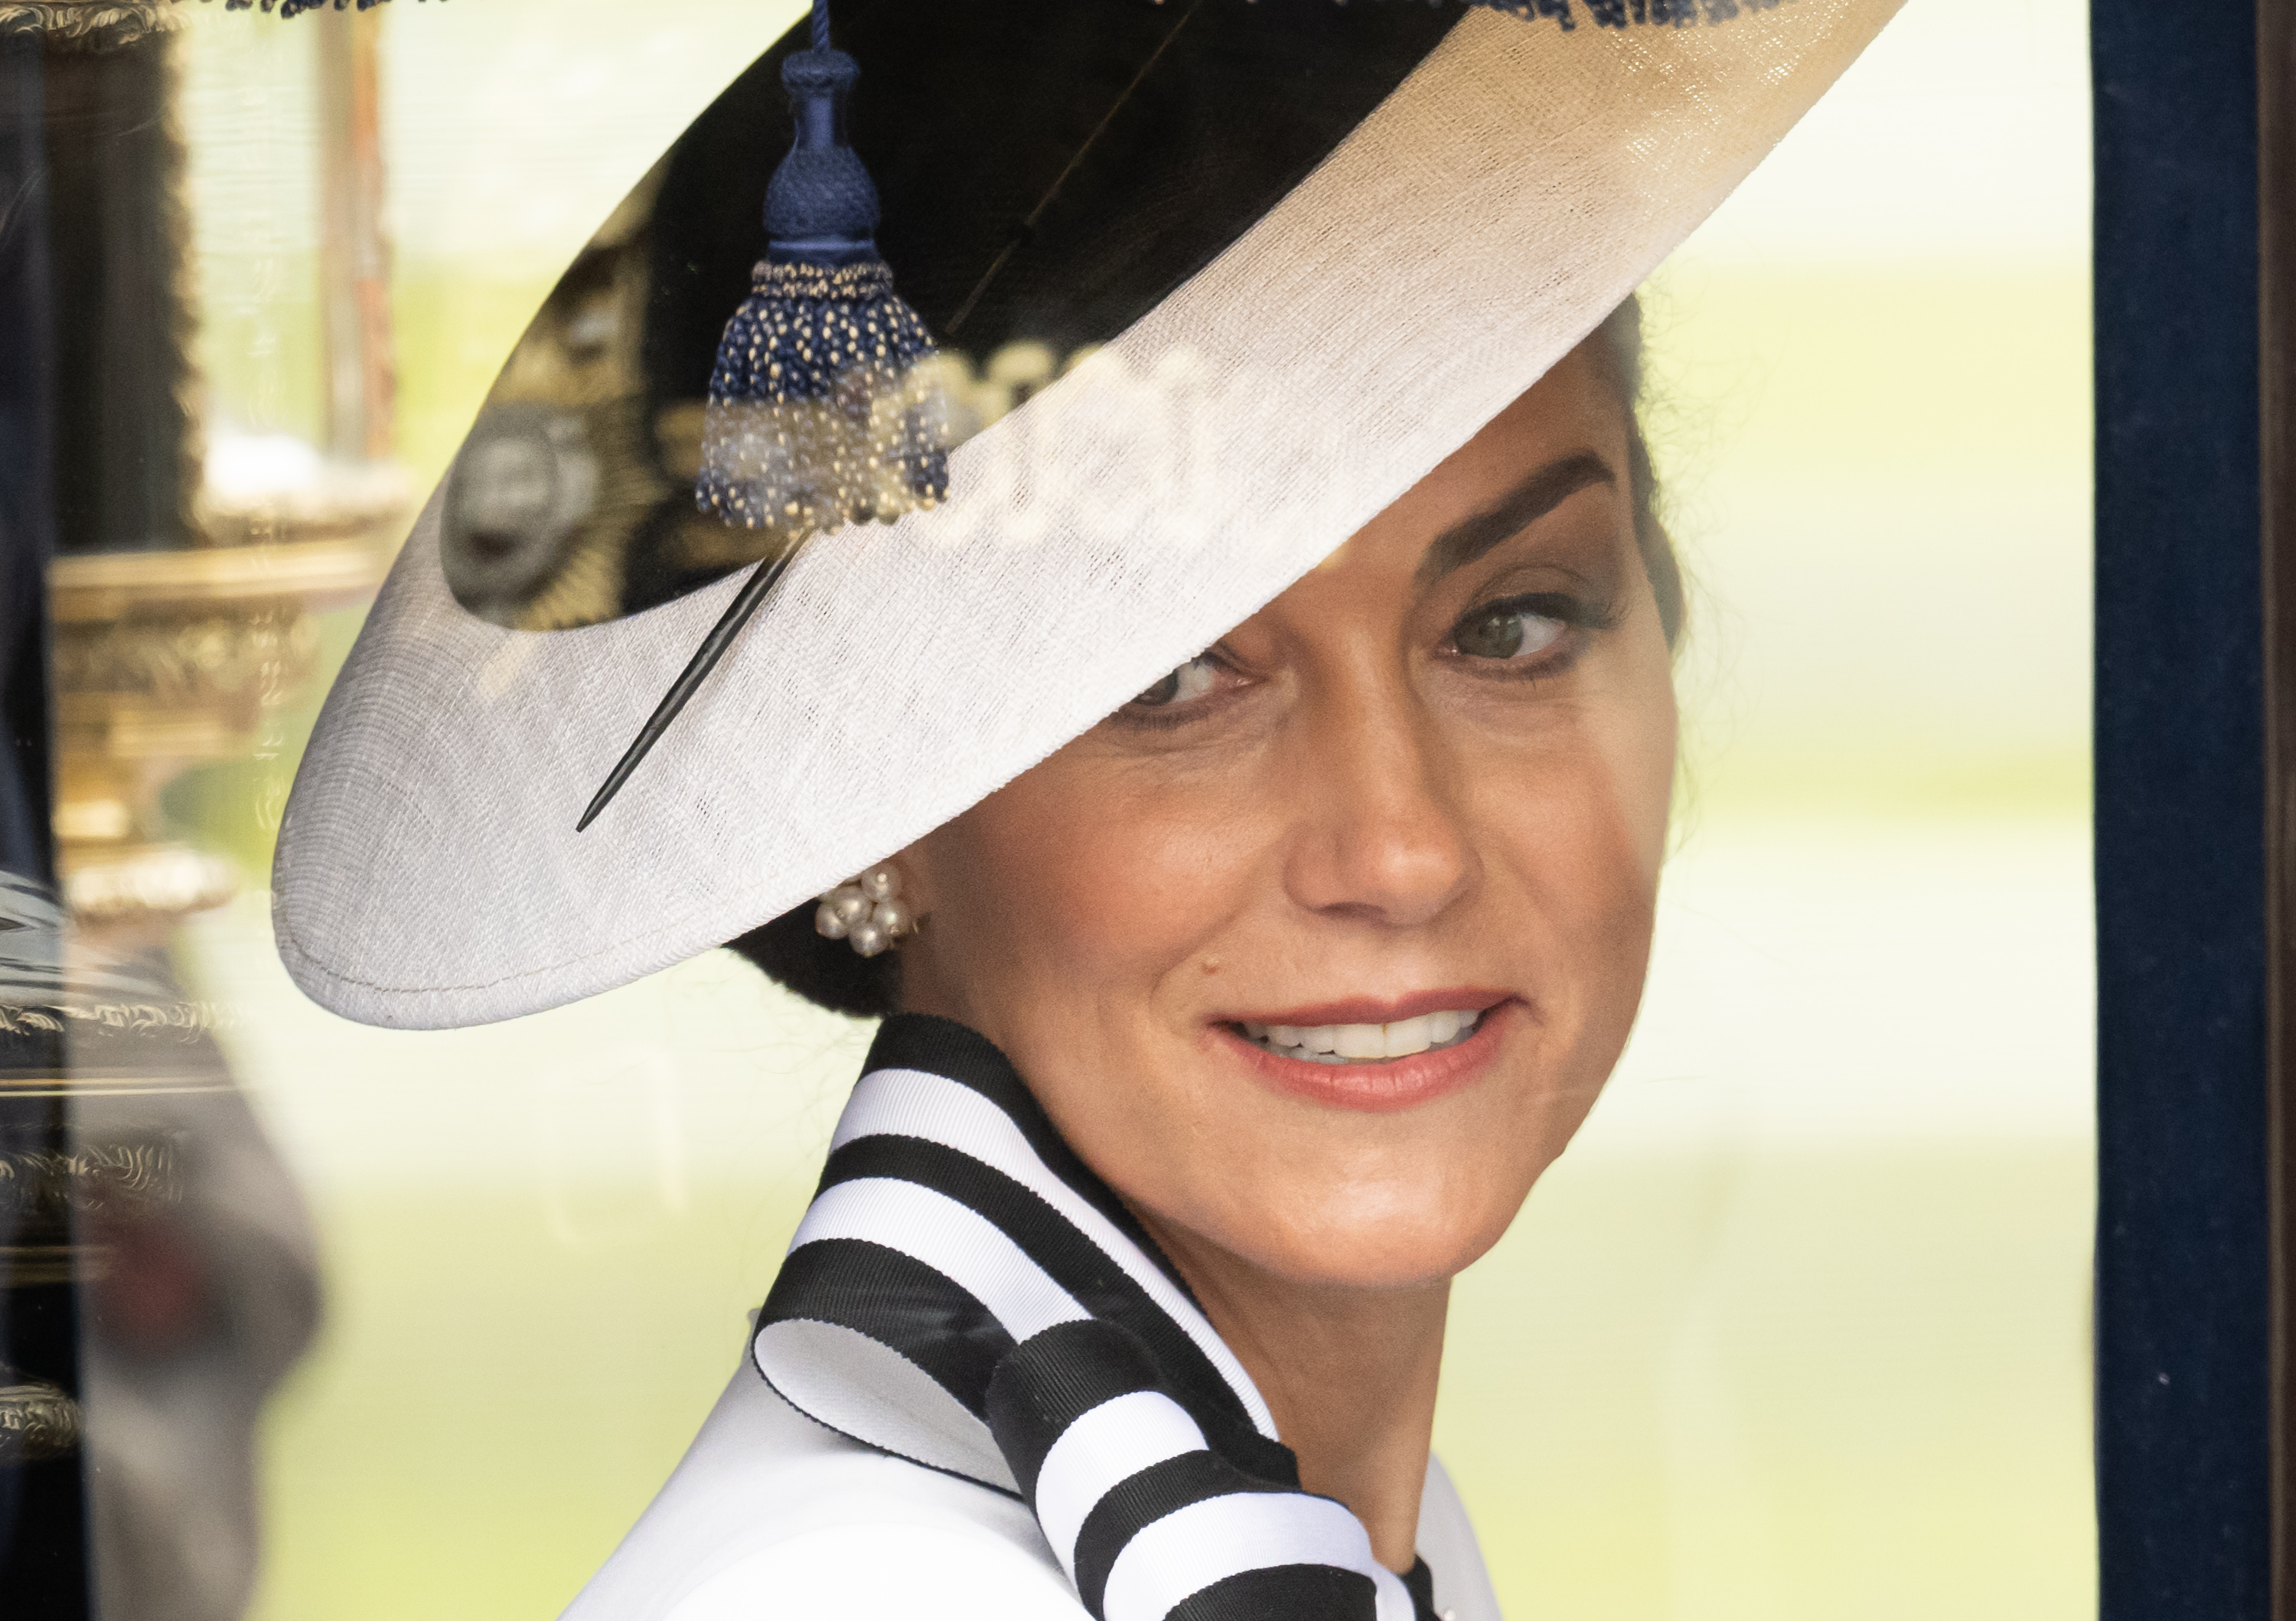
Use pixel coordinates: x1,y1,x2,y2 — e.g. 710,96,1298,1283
1412,451,1616,589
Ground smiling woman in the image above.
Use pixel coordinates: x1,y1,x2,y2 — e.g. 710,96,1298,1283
872,328,1678,1572
267,2,1900,1618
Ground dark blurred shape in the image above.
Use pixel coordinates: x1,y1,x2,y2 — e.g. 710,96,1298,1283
0,14,93,1616
40,8,199,559
0,872,323,1621
0,12,54,889
71,958,321,1621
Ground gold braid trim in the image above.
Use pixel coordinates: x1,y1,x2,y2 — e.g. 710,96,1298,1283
0,1,412,46
0,0,178,47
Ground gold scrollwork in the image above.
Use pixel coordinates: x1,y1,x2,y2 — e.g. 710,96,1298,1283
0,1138,184,1221
0,1375,82,1465
53,609,318,713
0,1,176,49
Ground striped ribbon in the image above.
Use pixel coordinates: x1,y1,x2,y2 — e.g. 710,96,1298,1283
753,1014,1436,1621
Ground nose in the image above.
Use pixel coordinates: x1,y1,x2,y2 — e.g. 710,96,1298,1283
1279,667,1476,930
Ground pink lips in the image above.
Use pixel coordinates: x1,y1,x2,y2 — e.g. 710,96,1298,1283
1210,994,1519,1115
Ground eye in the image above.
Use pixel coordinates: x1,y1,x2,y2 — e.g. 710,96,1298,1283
1453,596,1570,661
1130,654,1223,709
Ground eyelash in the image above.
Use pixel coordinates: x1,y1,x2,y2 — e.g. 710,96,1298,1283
1112,590,1613,731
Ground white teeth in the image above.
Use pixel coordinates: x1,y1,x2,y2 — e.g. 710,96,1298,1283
1383,1014,1433,1058
1239,1009,1485,1064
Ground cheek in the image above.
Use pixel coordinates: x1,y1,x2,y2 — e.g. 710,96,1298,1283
1568,670,1676,918
1508,660,1676,1019
1495,618,1678,915
929,768,1261,1019
1425,664,1675,1156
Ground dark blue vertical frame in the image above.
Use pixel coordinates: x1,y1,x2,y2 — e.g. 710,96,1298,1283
0,21,51,885
2093,2,2268,1616
0,24,91,1621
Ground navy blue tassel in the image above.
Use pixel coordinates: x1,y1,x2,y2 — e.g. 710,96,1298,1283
693,17,948,538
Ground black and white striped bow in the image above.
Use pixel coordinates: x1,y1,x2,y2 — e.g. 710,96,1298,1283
753,1015,1437,1621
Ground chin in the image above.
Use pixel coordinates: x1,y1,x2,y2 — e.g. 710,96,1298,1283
1201,1179,1522,1293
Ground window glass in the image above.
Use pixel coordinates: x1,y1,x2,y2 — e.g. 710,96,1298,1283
21,2,2095,1617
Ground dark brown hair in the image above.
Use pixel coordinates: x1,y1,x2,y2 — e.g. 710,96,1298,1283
726,296,1680,1016
1591,295,1684,647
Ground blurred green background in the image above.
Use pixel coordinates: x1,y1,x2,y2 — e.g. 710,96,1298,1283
156,0,2098,1616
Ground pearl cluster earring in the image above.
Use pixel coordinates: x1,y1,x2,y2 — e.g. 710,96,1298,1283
814,864,915,957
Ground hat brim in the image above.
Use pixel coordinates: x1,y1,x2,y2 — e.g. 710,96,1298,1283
275,1,1900,1029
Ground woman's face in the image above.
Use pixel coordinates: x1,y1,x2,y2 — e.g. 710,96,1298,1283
898,342,1677,1291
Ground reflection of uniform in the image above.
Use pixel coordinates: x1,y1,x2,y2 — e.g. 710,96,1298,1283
0,877,319,1621
76,1008,320,1621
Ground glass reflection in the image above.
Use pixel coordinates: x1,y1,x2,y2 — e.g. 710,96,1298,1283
2,2,2102,1619
3,5,393,1616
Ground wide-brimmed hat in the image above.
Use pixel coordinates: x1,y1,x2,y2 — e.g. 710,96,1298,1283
273,0,1900,1030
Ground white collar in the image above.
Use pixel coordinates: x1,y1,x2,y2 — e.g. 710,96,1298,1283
752,1014,1442,1621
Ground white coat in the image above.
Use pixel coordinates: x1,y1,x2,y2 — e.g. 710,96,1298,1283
562,1359,1505,1621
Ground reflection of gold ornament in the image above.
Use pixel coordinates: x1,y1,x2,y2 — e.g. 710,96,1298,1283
34,0,406,930
0,1138,183,1217
0,1134,181,1285
442,168,679,630
0,1372,80,1465
0,0,175,49
49,526,396,929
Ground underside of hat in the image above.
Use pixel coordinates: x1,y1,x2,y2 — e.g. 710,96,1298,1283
273,0,1903,1029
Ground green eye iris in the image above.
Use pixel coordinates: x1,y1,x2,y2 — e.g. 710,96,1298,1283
1457,604,1564,660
